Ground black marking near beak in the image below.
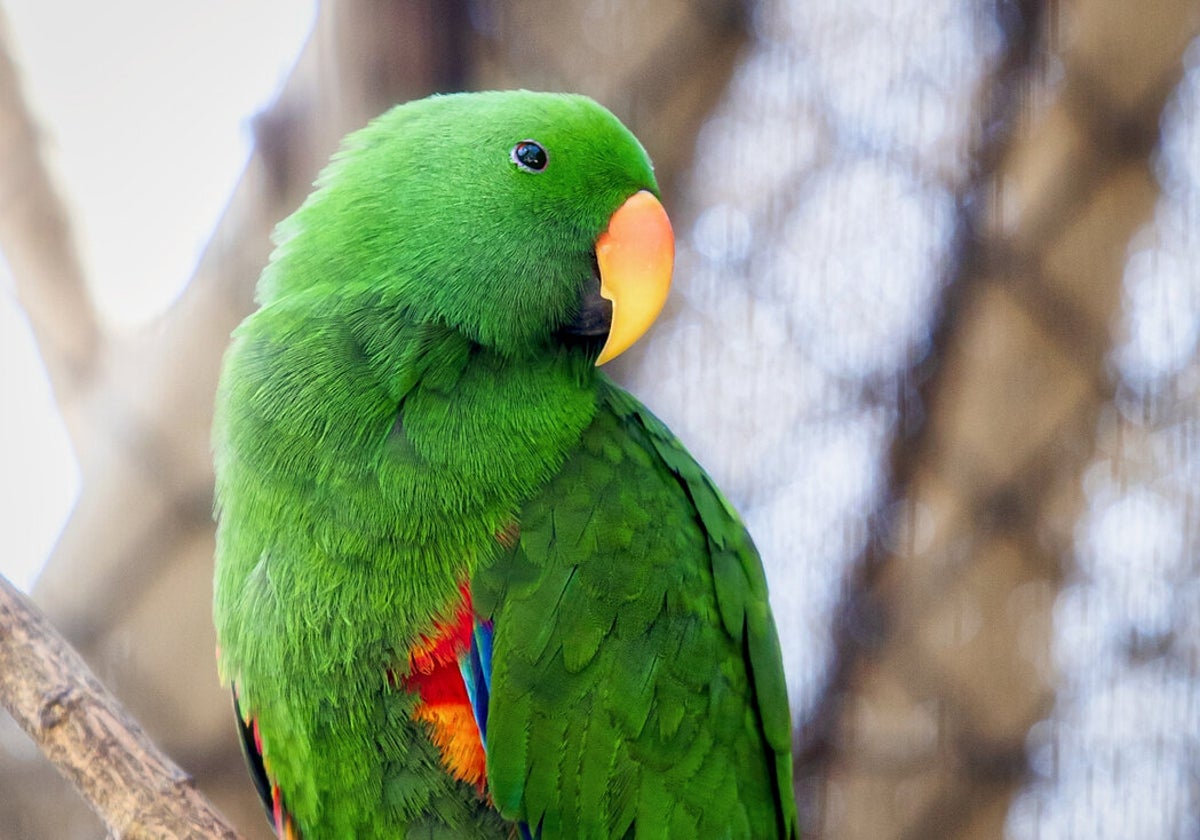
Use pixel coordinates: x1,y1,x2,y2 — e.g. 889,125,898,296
557,261,612,341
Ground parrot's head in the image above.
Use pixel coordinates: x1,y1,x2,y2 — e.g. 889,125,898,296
262,90,674,365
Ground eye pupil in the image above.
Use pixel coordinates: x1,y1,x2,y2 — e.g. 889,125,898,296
512,140,548,172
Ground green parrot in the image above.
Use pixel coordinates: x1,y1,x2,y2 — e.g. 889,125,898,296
213,90,797,839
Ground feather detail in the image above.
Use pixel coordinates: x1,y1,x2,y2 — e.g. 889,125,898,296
272,784,300,840
233,687,300,839
399,584,488,793
495,521,520,550
462,620,493,746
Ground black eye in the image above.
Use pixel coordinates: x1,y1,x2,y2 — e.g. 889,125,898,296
511,140,548,173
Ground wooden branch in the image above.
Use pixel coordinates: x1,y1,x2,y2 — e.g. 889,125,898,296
0,572,242,840
0,5,102,443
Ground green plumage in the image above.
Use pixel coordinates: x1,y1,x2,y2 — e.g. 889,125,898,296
213,90,797,838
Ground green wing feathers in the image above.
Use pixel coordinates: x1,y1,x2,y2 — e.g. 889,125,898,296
474,378,797,839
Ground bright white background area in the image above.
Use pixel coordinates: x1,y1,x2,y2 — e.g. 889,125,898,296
0,1,315,590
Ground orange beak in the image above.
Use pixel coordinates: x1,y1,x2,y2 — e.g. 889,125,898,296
593,190,675,365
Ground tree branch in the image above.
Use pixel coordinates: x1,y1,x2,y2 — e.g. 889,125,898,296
0,4,102,444
0,572,241,840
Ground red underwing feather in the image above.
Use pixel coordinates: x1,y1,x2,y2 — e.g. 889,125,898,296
399,583,488,792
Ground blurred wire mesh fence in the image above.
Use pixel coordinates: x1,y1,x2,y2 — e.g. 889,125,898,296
2,1,1199,838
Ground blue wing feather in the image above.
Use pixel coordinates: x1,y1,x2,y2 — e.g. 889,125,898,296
459,618,493,749
463,610,537,837
476,619,494,693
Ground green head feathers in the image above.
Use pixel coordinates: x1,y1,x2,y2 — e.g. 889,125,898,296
258,91,661,359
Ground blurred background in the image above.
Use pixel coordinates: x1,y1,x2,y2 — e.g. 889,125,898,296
1,0,1199,837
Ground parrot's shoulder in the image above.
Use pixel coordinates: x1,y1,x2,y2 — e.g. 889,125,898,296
599,381,748,538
